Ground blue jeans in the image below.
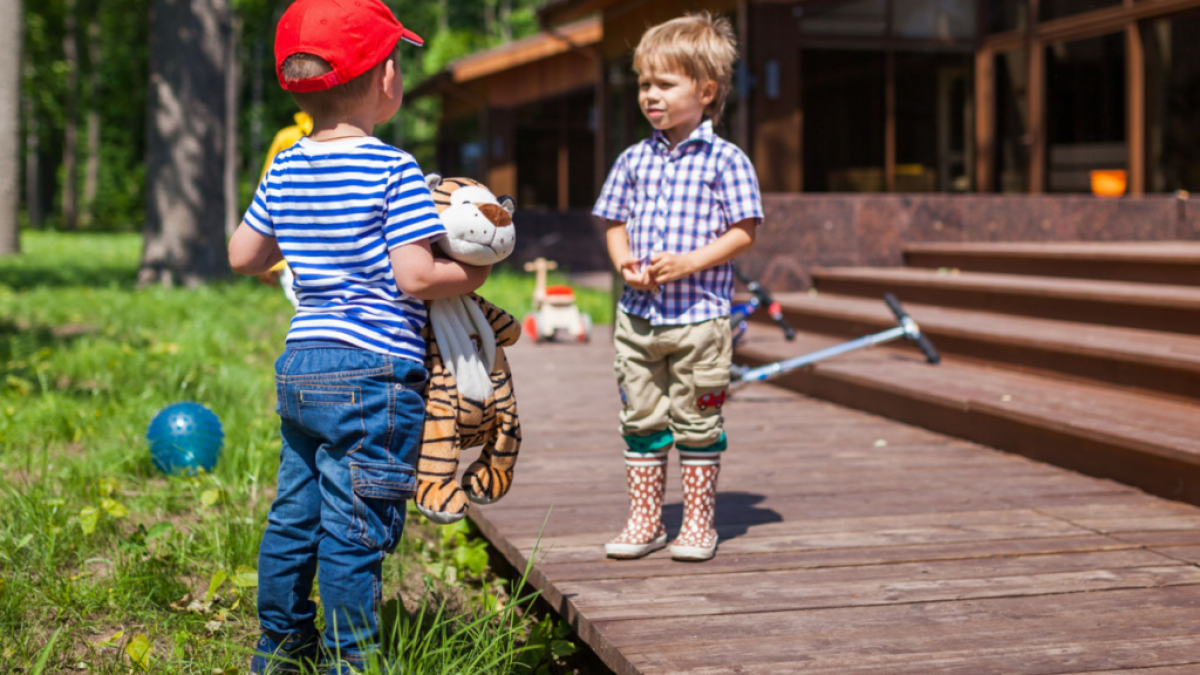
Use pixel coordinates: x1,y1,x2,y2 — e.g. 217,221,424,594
257,340,428,664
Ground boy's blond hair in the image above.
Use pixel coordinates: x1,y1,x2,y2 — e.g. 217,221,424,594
281,52,395,120
633,12,738,125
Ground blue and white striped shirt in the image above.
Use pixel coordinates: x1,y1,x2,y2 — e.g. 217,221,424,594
244,137,445,362
594,120,764,326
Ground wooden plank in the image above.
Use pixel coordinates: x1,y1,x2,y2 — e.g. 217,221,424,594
532,535,1143,580
557,552,1198,621
599,587,1200,674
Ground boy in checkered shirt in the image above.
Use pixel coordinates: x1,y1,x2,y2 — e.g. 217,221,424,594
594,12,764,562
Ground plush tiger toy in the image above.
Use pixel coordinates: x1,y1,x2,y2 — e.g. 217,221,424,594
414,175,522,525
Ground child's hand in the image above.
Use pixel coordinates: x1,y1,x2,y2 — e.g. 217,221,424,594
621,259,659,291
648,252,698,285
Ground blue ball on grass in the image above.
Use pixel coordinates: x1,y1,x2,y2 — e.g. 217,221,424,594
146,402,224,475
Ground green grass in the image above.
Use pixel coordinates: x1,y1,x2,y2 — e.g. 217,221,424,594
0,232,605,674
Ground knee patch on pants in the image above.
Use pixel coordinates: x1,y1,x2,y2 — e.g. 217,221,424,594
677,432,727,454
623,429,674,454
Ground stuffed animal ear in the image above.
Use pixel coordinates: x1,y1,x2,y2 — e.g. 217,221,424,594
425,173,443,192
498,195,515,215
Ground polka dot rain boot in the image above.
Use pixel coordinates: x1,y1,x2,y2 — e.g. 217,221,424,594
605,450,668,559
670,451,720,561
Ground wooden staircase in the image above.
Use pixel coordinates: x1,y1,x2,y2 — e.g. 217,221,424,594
736,242,1200,506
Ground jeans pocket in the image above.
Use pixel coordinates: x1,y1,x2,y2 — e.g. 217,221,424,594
350,462,416,551
296,385,364,452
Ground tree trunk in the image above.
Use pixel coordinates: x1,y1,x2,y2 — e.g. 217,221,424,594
484,0,496,41
81,14,100,228
0,0,21,255
140,0,231,287
62,0,79,230
23,73,40,231
224,15,240,237
500,0,512,42
249,32,263,173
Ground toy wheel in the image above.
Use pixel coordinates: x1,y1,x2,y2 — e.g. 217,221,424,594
578,313,593,343
523,313,541,343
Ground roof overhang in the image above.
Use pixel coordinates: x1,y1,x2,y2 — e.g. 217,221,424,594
409,16,601,102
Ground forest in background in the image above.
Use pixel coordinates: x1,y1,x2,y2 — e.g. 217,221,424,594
20,0,546,233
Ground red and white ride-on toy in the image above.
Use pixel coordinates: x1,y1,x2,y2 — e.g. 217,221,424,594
522,257,593,343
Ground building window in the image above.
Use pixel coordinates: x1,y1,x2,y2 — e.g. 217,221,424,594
988,0,1028,34
894,0,976,39
1040,0,1122,23
802,50,887,191
994,49,1030,192
896,53,974,191
800,0,888,36
1145,12,1200,192
1045,33,1126,192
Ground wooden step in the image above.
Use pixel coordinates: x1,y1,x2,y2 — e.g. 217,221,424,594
812,267,1200,335
905,242,1200,286
748,292,1200,402
734,324,1200,507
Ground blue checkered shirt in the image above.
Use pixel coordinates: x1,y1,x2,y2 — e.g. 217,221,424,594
593,120,764,326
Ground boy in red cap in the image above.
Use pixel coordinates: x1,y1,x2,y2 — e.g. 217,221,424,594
227,1,485,672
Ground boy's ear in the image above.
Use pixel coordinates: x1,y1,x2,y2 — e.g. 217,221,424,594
498,195,515,215
701,79,718,106
380,57,399,98
425,173,443,192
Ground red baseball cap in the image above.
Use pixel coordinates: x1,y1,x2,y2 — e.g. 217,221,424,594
275,0,423,93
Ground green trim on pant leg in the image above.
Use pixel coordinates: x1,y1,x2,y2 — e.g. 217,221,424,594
623,430,674,454
676,432,727,454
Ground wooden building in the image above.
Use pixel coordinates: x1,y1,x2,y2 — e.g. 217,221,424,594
417,0,1200,202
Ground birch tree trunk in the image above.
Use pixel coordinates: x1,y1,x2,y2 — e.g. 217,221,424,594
82,14,100,228
0,0,20,255
140,0,231,286
62,0,79,230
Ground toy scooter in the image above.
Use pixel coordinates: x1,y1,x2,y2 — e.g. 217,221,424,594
730,293,940,391
731,264,796,346
522,257,593,343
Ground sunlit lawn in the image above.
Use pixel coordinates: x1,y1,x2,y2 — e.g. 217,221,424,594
0,232,596,674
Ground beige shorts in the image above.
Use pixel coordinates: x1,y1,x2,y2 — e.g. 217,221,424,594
614,311,732,452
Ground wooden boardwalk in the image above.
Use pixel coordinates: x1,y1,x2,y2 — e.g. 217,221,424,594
472,327,1200,674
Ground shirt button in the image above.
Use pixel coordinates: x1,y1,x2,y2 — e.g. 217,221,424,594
395,384,403,390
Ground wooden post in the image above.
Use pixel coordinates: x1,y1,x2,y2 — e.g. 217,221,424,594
558,101,570,212
1027,38,1045,193
479,106,490,182
1126,21,1145,195
736,0,751,151
594,52,609,197
885,50,896,192
975,47,995,192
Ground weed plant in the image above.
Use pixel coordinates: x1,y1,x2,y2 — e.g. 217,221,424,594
0,233,598,674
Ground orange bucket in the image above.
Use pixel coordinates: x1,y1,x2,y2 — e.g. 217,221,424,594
1090,170,1127,198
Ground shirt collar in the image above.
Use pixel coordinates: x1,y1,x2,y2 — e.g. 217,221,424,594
652,119,715,153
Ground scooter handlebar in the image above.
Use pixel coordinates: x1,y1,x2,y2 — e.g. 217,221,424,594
883,293,941,365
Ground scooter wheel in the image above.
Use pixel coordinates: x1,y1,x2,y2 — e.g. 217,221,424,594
523,313,541,343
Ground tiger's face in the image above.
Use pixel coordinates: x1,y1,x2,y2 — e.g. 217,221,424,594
426,174,517,266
